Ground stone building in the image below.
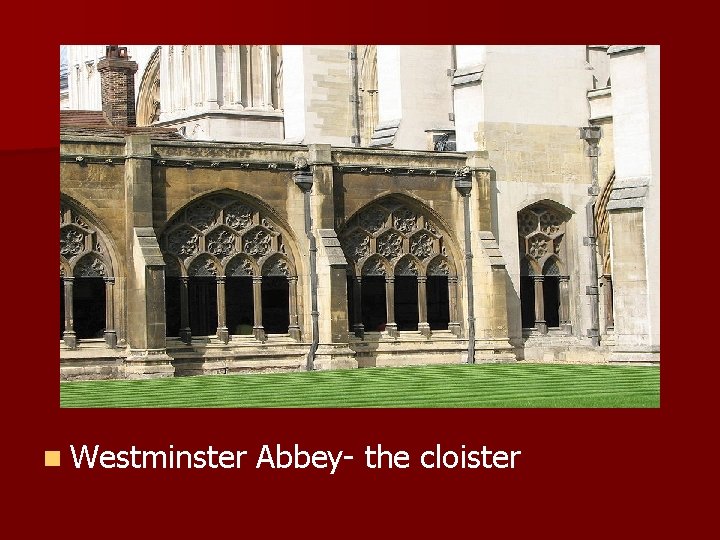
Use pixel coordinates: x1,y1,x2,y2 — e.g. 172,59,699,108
60,45,660,379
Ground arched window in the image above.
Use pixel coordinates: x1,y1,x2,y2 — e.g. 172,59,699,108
161,193,300,344
341,196,460,338
60,200,116,348
518,203,571,334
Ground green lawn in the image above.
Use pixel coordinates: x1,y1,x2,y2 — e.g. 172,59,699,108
60,363,659,408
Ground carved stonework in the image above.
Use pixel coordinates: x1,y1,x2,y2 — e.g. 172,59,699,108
345,230,370,262
263,258,290,277
377,231,403,260
189,258,218,277
60,227,85,257
528,236,548,260
393,208,417,233
186,203,218,231
518,210,539,236
243,228,272,258
226,257,254,277
206,228,235,258
167,226,199,258
75,256,107,277
363,258,387,276
410,232,434,260
427,258,450,276
395,258,418,276
225,203,253,230
540,210,563,235
359,207,388,232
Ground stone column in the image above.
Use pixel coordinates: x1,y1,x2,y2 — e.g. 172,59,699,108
288,276,301,341
385,276,398,337
252,276,266,341
261,45,273,109
533,276,547,334
63,277,76,348
447,276,461,337
417,276,431,337
103,277,117,348
179,276,191,344
559,276,572,333
353,276,364,338
203,45,218,109
603,275,614,331
216,276,229,343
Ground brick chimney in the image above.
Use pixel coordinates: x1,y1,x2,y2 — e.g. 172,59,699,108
97,45,138,127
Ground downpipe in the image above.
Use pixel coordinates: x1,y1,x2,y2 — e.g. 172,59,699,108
455,168,475,364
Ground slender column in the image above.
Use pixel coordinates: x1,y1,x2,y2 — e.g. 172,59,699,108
261,45,273,109
103,277,117,348
353,276,364,338
63,277,76,348
216,276,229,343
385,275,398,337
447,276,461,336
288,276,301,341
533,276,547,334
417,276,431,337
604,275,614,331
559,276,572,333
203,45,218,109
179,276,191,344
252,276,266,341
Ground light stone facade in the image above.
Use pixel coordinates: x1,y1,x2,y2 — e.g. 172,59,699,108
59,44,660,380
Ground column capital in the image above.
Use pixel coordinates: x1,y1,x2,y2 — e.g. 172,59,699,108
103,276,116,284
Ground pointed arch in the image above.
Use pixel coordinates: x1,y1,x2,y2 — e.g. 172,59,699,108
137,46,161,126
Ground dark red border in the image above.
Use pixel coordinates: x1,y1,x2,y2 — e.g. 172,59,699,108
2,3,697,535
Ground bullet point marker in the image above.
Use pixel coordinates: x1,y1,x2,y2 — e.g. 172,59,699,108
45,451,61,467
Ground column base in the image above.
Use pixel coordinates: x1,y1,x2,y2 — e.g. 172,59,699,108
123,350,175,379
418,322,432,338
535,321,548,334
288,326,302,341
63,331,77,349
384,323,398,338
104,330,117,348
253,326,266,342
217,327,229,344
353,323,365,339
180,328,192,345
312,344,358,370
448,322,462,337
560,323,573,334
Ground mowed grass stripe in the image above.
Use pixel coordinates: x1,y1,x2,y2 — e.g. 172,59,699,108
61,363,659,408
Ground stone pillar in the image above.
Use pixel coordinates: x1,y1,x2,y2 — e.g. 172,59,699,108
353,276,364,338
447,276,461,337
288,276,301,341
63,277,76,348
417,276,431,337
385,276,398,337
179,276,191,344
261,45,273,109
559,276,572,333
103,277,117,348
216,276,229,343
252,276,266,341
203,45,219,109
123,134,174,378
533,276,547,334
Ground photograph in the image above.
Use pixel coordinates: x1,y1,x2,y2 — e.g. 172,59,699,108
59,44,660,407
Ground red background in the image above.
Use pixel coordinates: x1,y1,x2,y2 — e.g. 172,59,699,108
0,3,704,536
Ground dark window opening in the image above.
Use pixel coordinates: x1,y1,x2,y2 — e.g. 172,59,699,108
543,276,560,328
227,277,254,335
427,276,449,330
262,277,289,334
60,279,65,339
361,276,386,332
74,277,105,339
395,276,418,331
188,277,217,336
346,275,355,332
520,276,535,329
164,276,181,337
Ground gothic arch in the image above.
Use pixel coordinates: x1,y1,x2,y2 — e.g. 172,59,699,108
136,46,161,126
341,194,461,337
59,195,118,348
160,191,301,343
517,201,572,334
